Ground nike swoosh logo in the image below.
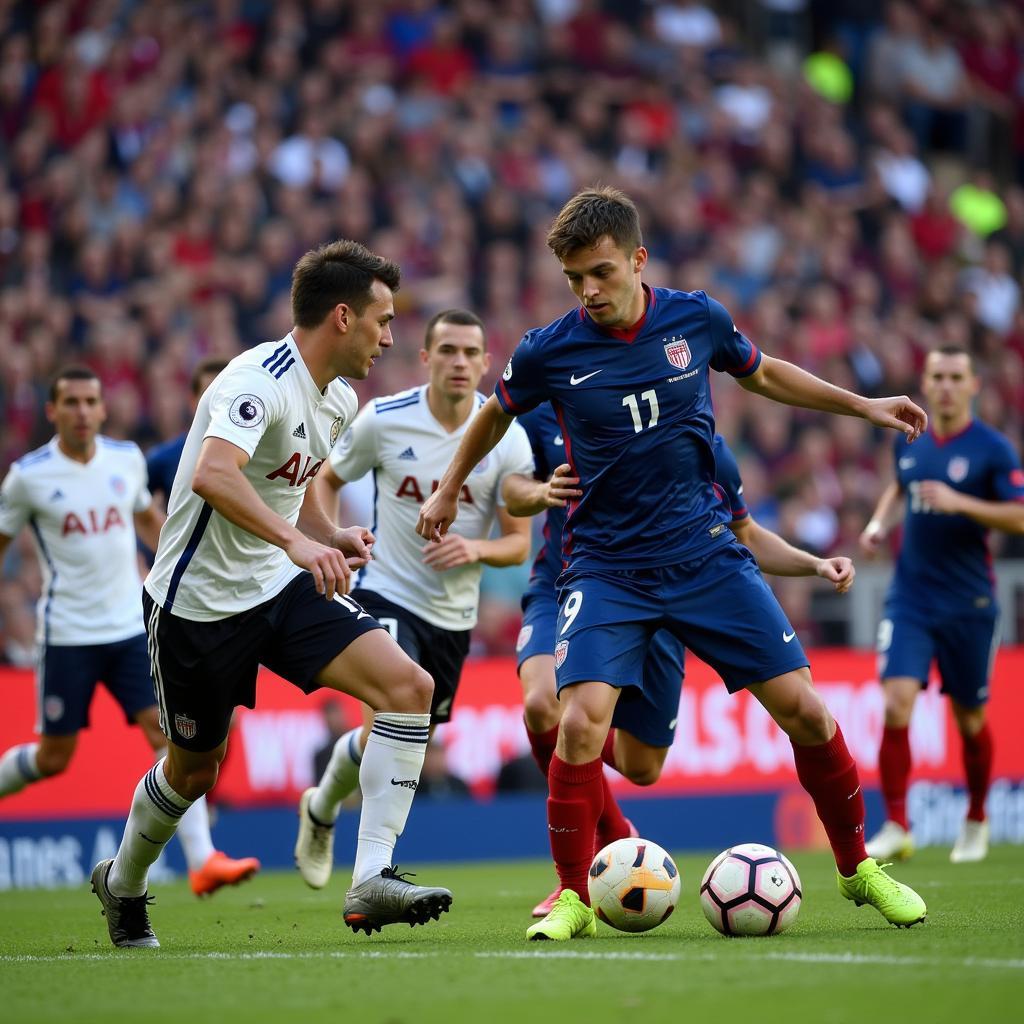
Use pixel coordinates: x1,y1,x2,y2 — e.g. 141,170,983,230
569,370,603,386
138,832,162,845
783,631,796,643
847,785,861,800
390,777,419,790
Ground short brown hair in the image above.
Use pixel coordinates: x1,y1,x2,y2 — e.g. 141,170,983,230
546,186,643,260
49,365,100,402
423,308,486,350
190,357,230,396
930,345,975,372
290,240,401,328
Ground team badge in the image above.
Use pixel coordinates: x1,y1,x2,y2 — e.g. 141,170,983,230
330,416,344,448
947,457,969,483
174,713,198,740
1011,469,1024,487
502,359,513,381
44,696,64,722
229,394,265,428
109,475,126,496
554,639,569,669
472,454,489,474
516,624,533,653
664,336,691,370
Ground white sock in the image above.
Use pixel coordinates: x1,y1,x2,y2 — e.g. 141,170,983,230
352,712,429,886
108,759,193,897
0,743,42,797
310,727,364,823
153,748,215,871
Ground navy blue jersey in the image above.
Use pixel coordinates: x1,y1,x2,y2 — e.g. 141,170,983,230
146,433,186,501
497,287,761,570
889,421,1024,613
711,434,749,523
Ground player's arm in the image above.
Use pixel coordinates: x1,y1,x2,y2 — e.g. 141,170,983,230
192,437,361,599
738,354,927,440
297,469,373,565
133,504,165,552
914,483,1024,534
859,480,904,555
731,516,855,594
422,506,531,571
417,395,514,540
502,465,581,517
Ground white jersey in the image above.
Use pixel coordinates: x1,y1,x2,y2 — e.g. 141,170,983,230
0,436,151,646
145,335,358,621
330,386,534,631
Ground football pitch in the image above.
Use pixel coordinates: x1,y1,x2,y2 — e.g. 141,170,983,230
2,847,1022,1024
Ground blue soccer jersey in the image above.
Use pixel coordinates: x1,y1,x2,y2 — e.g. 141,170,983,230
888,421,1024,614
711,434,749,524
497,287,761,570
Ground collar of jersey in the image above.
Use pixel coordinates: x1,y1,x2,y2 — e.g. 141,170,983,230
287,333,332,405
577,284,656,344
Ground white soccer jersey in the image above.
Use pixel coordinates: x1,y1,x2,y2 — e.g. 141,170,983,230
330,386,534,631
145,335,358,621
0,436,151,645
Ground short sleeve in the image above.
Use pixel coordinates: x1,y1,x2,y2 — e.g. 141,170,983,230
495,332,546,414
0,464,31,538
494,420,537,507
328,404,378,482
712,436,749,521
988,435,1024,503
132,446,153,514
704,294,761,378
204,364,285,458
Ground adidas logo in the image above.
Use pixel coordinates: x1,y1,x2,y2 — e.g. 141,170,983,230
292,422,307,439
49,489,64,501
398,446,416,460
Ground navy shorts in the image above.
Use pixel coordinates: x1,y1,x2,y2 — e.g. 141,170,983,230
351,589,469,724
877,605,999,708
554,543,809,697
517,589,687,749
37,634,156,736
144,573,384,752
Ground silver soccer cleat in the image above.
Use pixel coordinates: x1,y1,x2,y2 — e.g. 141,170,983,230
91,859,160,948
343,866,453,935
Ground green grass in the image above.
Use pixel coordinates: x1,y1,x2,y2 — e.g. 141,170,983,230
2,848,1022,1024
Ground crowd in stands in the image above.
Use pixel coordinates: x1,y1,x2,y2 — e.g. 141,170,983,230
1,0,1023,662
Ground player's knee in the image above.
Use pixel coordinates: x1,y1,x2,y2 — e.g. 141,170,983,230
558,706,605,759
388,664,434,713
621,762,661,787
779,691,833,746
167,756,219,800
35,748,72,777
523,686,560,733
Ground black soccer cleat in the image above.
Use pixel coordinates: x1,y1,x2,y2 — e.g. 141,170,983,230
343,866,452,935
91,859,160,948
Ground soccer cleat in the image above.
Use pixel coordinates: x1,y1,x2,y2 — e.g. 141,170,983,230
294,787,335,889
837,858,927,928
189,850,261,897
343,866,453,935
950,819,989,863
91,859,160,948
526,888,597,941
532,885,561,919
865,820,914,862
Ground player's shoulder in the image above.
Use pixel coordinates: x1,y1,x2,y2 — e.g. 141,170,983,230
98,435,143,456
146,433,184,463
526,308,588,349
372,385,424,415
13,441,56,473
970,419,1018,456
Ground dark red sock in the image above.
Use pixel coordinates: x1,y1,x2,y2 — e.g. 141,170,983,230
595,773,631,852
547,754,604,903
961,723,993,822
526,721,559,777
791,724,867,877
600,729,618,771
878,725,912,830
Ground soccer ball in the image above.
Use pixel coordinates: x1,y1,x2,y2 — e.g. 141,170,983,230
588,837,681,933
699,842,802,937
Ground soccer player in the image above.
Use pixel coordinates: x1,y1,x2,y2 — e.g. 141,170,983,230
146,357,230,507
418,187,929,939
508,413,855,916
861,346,1024,864
293,308,534,889
0,367,259,896
91,240,452,948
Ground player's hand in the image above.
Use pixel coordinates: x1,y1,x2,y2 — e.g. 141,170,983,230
422,534,479,571
329,525,375,569
917,479,963,514
541,464,581,508
285,535,354,600
863,396,927,441
815,555,855,593
417,488,459,541
859,520,888,556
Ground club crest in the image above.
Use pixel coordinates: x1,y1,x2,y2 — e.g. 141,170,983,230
330,416,344,448
947,457,969,483
554,639,569,669
174,713,197,740
516,624,533,652
664,337,691,370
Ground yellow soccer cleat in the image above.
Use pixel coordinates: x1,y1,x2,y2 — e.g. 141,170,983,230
526,888,597,941
837,858,927,928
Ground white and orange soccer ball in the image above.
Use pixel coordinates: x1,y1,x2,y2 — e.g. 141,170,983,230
699,842,802,936
588,837,681,933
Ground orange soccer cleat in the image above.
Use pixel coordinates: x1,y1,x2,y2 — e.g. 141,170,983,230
189,850,261,897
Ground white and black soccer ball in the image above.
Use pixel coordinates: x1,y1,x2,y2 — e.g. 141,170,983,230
699,842,802,937
588,837,681,933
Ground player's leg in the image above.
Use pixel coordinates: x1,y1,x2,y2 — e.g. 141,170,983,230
950,700,991,862
517,594,562,774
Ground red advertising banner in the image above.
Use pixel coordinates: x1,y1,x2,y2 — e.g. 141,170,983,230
1,649,1023,820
